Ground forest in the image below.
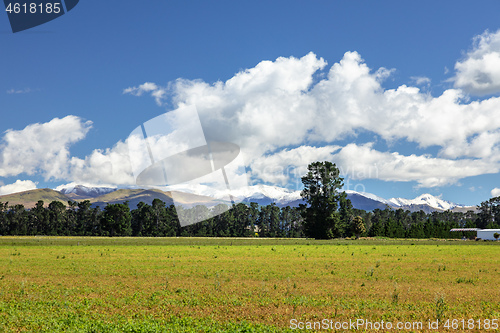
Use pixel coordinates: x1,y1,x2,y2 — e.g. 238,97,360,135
0,194,498,239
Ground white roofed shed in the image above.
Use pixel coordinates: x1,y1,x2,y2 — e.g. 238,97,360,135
477,229,500,241
450,228,500,240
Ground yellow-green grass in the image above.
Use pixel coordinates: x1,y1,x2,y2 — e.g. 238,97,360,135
0,237,499,332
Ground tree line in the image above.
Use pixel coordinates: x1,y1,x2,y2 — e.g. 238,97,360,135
0,161,498,239
0,195,496,239
298,161,499,239
0,199,305,238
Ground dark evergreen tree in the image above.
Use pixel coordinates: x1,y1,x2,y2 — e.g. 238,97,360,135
280,206,293,238
29,200,47,235
407,213,425,238
300,161,344,239
368,209,386,237
338,192,353,237
7,204,27,235
0,202,8,235
132,201,153,236
423,217,435,238
47,201,66,235
75,200,96,235
232,203,251,237
66,201,78,235
248,202,259,237
101,202,132,237
268,203,281,237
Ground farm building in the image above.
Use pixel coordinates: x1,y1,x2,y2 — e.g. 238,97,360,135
477,229,500,241
450,228,500,240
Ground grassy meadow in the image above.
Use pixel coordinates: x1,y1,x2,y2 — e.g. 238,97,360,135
0,237,499,332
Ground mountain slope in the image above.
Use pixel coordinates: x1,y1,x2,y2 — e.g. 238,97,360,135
0,188,72,208
88,189,175,208
344,191,392,211
0,185,477,213
88,188,223,209
388,193,467,211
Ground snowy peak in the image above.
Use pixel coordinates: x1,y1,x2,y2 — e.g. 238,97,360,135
389,193,466,211
238,185,302,204
213,184,302,205
52,183,473,213
159,184,303,206
232,188,472,212
57,184,117,198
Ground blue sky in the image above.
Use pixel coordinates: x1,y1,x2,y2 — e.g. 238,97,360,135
2,0,500,205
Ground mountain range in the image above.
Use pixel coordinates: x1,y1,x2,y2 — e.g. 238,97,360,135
0,184,476,213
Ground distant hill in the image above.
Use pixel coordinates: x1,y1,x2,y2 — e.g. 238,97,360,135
0,187,222,210
0,185,478,213
82,188,226,209
0,188,72,208
88,189,174,208
345,191,392,211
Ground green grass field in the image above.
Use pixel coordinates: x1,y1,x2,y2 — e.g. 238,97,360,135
0,237,498,332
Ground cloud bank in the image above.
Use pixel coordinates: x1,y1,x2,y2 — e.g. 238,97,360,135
2,29,500,193
124,37,500,188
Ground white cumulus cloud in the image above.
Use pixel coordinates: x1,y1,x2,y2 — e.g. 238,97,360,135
454,29,500,95
331,143,498,188
68,140,135,186
250,143,499,188
126,49,500,187
0,116,92,180
0,180,37,195
491,188,500,198
151,50,500,167
0,116,139,188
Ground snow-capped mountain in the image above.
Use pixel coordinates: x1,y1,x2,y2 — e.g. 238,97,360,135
163,184,302,206
175,185,472,212
344,190,393,206
56,184,117,199
231,185,302,205
223,186,473,212
53,183,474,212
343,190,393,211
388,193,468,211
